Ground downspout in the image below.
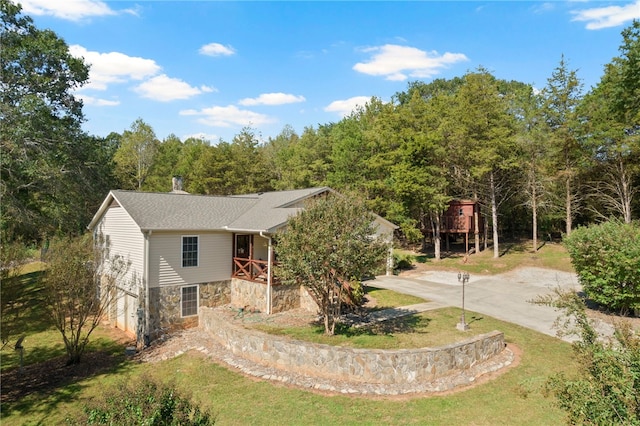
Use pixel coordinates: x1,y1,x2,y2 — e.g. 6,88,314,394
143,230,151,346
260,231,273,314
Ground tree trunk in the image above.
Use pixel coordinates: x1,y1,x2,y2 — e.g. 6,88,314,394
532,183,538,253
490,172,500,259
565,175,572,236
617,158,633,224
484,219,488,251
473,190,480,254
432,213,441,261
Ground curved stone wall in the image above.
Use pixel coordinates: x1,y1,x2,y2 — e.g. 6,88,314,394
199,307,506,385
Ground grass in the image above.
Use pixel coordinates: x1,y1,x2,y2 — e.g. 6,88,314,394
401,239,574,275
1,313,575,425
1,253,577,425
365,286,427,309
1,262,130,368
251,307,506,349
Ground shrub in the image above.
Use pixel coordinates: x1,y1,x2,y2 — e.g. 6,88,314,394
563,220,640,314
538,290,640,425
393,253,414,271
70,375,215,425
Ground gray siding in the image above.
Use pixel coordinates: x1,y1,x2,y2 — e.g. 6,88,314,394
149,232,232,288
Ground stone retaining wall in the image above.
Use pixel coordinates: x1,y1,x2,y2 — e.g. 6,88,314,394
199,307,505,385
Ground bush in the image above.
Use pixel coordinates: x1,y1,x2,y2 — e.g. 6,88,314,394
70,375,215,425
563,220,640,314
539,290,640,425
393,253,414,271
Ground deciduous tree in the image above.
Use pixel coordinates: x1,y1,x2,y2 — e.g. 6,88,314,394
578,21,640,223
274,194,389,335
41,235,129,365
1,0,96,240
113,118,159,190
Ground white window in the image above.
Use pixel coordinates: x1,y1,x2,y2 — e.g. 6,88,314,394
181,285,198,317
182,235,198,267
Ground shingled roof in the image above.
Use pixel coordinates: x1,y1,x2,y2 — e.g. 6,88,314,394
88,187,332,233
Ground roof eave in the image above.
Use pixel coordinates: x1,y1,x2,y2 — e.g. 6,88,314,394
277,186,333,208
87,190,117,231
222,226,269,234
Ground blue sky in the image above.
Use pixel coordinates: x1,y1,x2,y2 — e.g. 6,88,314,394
17,0,640,143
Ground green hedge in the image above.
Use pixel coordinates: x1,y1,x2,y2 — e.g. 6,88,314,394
563,220,640,314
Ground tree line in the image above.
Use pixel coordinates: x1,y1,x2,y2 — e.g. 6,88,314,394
2,1,638,255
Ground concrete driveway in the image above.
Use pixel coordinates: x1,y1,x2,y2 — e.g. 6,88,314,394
369,267,582,342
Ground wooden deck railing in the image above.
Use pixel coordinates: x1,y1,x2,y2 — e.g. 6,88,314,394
232,257,272,283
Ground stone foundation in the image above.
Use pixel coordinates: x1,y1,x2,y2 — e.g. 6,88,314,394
230,278,268,312
199,306,506,385
149,280,230,337
230,279,316,314
272,284,304,313
150,279,315,339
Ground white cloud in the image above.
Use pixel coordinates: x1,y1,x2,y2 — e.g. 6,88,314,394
531,2,555,14
179,105,274,128
353,44,469,81
324,96,371,117
134,75,215,102
76,94,120,106
571,0,640,29
238,93,306,106
18,0,136,21
199,43,236,57
182,132,219,144
70,45,161,90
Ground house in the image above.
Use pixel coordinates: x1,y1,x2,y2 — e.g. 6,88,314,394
87,186,396,343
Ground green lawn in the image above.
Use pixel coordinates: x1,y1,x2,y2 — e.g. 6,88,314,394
401,240,574,275
251,307,518,349
1,256,576,425
365,286,427,309
1,313,574,425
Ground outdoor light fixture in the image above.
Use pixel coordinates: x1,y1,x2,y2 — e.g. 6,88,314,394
457,272,470,331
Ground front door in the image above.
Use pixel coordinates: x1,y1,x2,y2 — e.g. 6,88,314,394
235,234,251,258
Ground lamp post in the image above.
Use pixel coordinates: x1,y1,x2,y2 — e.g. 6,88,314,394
457,271,470,331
